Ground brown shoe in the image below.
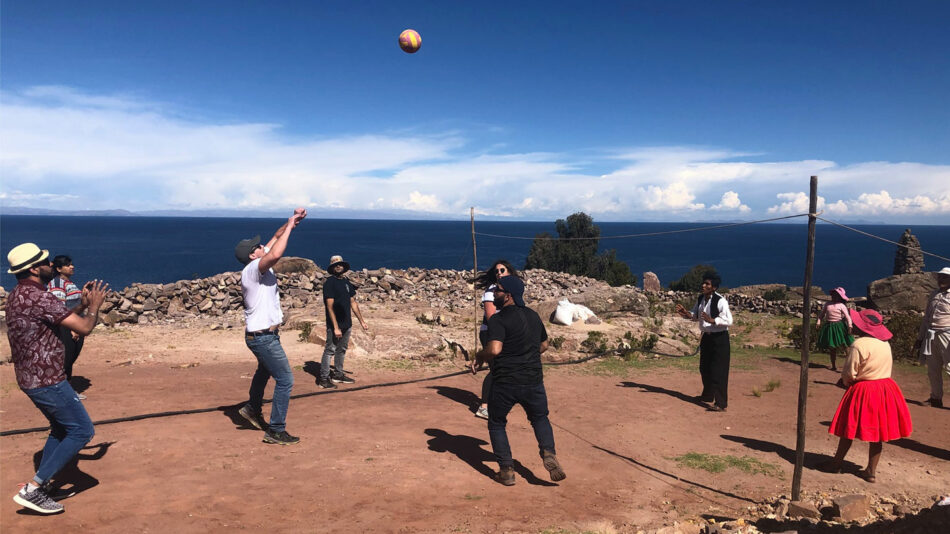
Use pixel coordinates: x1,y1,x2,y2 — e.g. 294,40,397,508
542,450,566,482
494,466,516,486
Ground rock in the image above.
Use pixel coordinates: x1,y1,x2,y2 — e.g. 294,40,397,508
833,494,870,522
585,316,602,325
198,298,214,312
787,500,821,519
893,503,913,516
142,298,160,311
894,228,925,274
643,271,662,292
273,257,318,276
572,287,650,316
867,272,938,312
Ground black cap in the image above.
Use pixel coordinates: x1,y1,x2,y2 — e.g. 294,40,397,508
234,235,261,265
497,275,525,307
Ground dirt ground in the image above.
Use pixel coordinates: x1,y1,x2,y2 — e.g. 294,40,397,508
1,322,948,533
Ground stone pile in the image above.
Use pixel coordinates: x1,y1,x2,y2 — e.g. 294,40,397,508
893,228,924,275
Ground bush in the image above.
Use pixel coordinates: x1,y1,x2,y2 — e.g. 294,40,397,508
886,312,922,363
670,264,718,292
298,322,313,343
525,212,636,287
786,321,819,352
763,287,789,301
549,336,565,350
581,331,609,354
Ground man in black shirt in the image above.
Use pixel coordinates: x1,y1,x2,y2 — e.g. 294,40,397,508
318,255,368,389
472,275,565,486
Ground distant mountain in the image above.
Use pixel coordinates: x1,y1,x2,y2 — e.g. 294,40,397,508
0,206,136,216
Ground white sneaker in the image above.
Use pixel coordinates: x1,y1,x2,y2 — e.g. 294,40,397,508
475,406,489,420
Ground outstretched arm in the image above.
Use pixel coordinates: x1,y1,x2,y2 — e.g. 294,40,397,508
258,208,307,273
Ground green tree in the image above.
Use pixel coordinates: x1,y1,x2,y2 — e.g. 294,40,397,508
525,212,636,287
669,264,718,292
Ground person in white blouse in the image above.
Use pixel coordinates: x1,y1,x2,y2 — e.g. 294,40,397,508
676,271,733,412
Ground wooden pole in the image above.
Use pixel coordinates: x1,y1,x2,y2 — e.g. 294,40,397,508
792,176,819,501
471,207,479,360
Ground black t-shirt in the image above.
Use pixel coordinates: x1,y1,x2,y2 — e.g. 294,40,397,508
323,276,356,331
487,305,548,385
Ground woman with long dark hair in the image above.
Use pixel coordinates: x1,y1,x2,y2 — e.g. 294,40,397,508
472,259,521,419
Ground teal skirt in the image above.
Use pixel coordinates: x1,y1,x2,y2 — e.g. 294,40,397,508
817,321,854,350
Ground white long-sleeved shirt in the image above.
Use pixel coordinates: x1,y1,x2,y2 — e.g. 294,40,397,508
690,292,733,333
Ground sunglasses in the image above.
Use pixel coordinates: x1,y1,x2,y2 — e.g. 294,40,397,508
495,267,508,273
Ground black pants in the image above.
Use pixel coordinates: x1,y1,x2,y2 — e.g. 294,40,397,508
478,330,493,402
699,330,730,409
487,381,557,467
57,327,85,380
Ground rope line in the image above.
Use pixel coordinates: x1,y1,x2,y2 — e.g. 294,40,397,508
816,216,950,263
473,213,810,241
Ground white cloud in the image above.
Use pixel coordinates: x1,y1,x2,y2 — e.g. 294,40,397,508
2,86,949,222
710,191,751,212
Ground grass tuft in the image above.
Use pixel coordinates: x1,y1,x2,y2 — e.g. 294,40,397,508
671,452,783,478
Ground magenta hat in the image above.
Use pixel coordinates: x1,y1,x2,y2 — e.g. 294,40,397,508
849,309,892,341
830,287,849,301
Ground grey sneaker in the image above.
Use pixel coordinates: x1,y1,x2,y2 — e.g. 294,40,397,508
542,450,566,482
13,485,64,514
331,371,355,384
263,429,300,445
238,404,268,430
318,377,337,389
474,406,489,420
494,466,516,486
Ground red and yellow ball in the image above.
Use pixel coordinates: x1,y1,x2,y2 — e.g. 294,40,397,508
399,29,422,54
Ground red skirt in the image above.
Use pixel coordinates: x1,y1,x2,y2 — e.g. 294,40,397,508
829,378,913,442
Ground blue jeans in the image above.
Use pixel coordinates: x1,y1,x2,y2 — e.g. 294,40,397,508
487,381,557,468
23,380,95,484
246,333,294,432
321,327,351,379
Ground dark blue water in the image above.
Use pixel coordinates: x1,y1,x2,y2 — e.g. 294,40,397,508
1,215,947,296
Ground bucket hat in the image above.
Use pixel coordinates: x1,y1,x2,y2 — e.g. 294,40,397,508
328,255,350,273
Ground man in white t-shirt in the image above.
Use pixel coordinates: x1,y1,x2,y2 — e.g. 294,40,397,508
233,208,306,445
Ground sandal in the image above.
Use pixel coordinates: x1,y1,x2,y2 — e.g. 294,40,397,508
858,470,876,483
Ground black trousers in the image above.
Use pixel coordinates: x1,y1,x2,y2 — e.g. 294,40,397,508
478,330,493,402
699,330,730,409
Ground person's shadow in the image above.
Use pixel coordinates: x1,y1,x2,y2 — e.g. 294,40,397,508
427,386,481,413
619,381,707,407
424,428,556,486
21,441,115,514
220,402,266,431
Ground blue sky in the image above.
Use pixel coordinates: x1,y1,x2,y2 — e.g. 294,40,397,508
2,1,948,221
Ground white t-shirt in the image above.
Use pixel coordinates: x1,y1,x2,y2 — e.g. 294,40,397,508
480,284,496,332
242,258,283,332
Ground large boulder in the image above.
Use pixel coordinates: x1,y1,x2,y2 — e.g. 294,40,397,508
273,256,319,276
570,287,650,316
642,272,661,292
867,272,938,312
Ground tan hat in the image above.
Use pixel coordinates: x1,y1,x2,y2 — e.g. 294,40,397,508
7,243,50,274
328,255,350,273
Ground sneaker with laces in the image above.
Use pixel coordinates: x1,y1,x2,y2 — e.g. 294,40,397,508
238,404,268,430
474,406,489,420
13,485,64,514
542,450,566,482
262,429,300,445
494,466,516,486
318,377,338,389
331,371,355,384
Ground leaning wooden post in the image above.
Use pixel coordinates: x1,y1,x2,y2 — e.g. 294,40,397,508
792,176,819,500
471,207,479,360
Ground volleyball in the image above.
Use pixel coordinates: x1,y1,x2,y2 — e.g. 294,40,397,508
399,29,422,53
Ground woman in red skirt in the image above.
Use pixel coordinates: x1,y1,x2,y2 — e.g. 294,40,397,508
819,308,913,483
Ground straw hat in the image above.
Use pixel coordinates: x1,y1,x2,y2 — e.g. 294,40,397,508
7,243,50,274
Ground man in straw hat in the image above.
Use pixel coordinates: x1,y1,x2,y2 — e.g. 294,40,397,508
917,267,950,408
317,254,368,389
233,208,307,445
470,275,566,486
5,243,108,514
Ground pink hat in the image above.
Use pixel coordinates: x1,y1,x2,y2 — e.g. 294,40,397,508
849,309,892,341
830,287,849,301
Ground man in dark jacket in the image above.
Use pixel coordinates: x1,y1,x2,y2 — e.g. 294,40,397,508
471,275,565,486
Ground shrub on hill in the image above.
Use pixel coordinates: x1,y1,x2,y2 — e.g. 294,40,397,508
524,212,636,287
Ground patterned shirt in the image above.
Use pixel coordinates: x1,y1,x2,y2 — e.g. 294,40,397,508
6,279,73,389
48,276,83,310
